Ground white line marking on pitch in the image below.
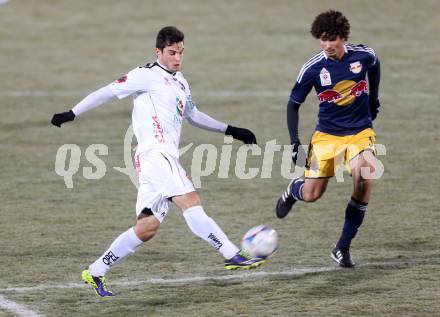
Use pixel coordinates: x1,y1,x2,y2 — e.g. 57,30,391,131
0,266,336,294
0,259,436,316
0,258,438,295
0,294,45,317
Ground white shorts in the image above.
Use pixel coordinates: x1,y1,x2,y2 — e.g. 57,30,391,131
135,150,194,223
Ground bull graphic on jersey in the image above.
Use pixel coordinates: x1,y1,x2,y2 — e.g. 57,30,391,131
318,80,368,107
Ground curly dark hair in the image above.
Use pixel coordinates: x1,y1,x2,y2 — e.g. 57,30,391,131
156,26,184,50
310,10,350,40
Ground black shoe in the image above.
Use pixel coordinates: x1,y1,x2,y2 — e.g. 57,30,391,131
331,247,355,268
275,180,297,219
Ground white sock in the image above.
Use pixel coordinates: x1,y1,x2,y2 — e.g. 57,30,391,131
183,205,239,259
89,227,143,276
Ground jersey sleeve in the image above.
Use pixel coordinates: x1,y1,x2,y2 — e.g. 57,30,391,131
184,98,228,132
370,49,378,66
289,67,314,104
109,67,150,99
183,93,197,119
359,44,378,66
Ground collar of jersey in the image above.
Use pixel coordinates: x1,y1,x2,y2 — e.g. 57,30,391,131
155,61,176,75
323,44,348,61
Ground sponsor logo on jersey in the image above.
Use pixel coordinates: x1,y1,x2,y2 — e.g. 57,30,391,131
349,61,362,74
349,80,368,97
319,68,332,86
318,80,368,106
318,89,344,103
115,75,127,83
135,155,141,173
152,115,165,143
175,96,184,117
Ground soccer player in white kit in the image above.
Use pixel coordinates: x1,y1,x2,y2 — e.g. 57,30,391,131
51,26,265,297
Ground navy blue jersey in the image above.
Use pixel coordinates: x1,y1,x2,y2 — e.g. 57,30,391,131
290,44,377,136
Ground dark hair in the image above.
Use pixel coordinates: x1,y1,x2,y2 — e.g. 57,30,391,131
156,26,184,50
310,10,350,40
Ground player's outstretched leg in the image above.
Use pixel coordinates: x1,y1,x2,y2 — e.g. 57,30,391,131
81,269,114,297
180,204,266,270
81,227,145,296
224,250,266,270
276,178,304,218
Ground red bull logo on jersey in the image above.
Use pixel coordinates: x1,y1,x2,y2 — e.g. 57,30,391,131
318,89,344,103
349,61,362,74
349,80,368,97
318,80,368,107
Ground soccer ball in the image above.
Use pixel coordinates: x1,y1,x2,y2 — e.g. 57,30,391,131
241,225,278,258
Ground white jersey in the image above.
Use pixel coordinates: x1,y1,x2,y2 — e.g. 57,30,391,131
110,62,195,158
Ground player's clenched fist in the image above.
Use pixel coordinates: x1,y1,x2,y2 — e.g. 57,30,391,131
369,99,381,121
51,110,75,127
291,141,305,165
225,125,257,144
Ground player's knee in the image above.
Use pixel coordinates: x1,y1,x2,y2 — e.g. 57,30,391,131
302,189,324,202
135,211,160,241
172,191,202,211
135,224,158,242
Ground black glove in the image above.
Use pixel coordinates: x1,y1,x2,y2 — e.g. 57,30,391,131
51,110,75,127
225,125,257,144
291,141,306,166
369,99,380,121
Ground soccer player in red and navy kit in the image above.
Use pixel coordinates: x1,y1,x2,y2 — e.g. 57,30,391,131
276,10,381,267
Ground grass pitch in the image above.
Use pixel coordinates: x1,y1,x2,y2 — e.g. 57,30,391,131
0,0,439,316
